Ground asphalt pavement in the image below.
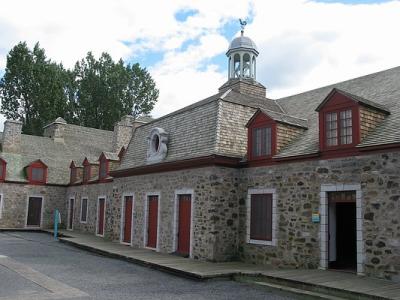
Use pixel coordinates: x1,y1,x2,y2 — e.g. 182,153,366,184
0,231,300,300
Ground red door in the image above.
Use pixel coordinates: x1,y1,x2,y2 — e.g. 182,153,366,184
123,196,133,243
147,196,158,248
68,199,74,230
177,195,191,256
97,198,105,236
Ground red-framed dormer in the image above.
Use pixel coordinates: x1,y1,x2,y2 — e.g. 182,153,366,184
316,88,389,155
246,111,277,161
82,158,92,184
0,158,7,182
98,153,110,182
69,161,83,184
26,159,47,185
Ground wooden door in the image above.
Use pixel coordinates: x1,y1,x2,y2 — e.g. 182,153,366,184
97,198,105,236
68,198,74,230
27,197,42,227
123,196,133,243
177,194,191,256
147,196,158,248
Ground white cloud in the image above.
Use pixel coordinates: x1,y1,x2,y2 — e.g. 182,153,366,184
1,0,400,131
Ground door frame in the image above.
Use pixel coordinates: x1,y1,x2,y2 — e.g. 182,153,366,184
120,192,134,246
319,184,364,275
96,195,107,237
143,192,161,251
25,195,44,228
172,189,194,258
67,196,75,231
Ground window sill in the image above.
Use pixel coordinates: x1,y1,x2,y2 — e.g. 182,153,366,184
248,239,276,246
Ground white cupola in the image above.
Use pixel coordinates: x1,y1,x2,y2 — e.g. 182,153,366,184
226,20,258,80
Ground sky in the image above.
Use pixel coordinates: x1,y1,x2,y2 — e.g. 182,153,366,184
1,0,400,130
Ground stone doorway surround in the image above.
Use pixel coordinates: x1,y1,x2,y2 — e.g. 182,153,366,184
319,184,364,275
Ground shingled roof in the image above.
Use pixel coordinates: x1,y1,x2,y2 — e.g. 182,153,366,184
0,123,113,184
119,66,400,169
119,89,283,169
274,66,400,157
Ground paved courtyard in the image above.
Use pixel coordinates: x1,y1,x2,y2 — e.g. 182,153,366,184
0,232,299,300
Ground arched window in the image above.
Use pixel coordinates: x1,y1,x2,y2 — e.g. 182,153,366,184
252,56,256,78
243,54,251,78
233,54,241,78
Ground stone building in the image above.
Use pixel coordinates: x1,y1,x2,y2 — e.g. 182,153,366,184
1,31,399,282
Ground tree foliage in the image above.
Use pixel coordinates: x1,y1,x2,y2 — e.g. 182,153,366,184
0,42,159,134
0,42,72,134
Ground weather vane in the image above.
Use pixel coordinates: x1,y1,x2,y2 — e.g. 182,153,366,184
239,18,247,36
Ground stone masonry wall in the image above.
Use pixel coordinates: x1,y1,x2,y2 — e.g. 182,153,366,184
239,151,400,282
0,183,67,229
67,166,240,262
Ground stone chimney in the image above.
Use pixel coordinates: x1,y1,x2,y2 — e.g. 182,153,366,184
2,119,23,153
112,115,151,153
43,117,67,143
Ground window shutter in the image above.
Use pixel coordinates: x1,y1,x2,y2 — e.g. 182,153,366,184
250,194,272,241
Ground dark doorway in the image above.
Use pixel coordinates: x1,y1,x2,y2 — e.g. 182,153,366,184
27,197,42,227
328,192,357,271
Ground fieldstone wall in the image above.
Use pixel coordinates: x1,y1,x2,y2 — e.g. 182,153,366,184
67,166,240,262
0,183,67,229
239,151,400,282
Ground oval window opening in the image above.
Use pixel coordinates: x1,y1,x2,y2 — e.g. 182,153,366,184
153,134,160,152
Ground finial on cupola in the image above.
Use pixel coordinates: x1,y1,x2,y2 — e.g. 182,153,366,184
239,18,247,37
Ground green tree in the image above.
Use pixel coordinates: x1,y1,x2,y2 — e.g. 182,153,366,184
0,42,159,133
73,52,158,130
0,42,73,135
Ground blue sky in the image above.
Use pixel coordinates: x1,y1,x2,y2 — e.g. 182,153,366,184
1,0,400,129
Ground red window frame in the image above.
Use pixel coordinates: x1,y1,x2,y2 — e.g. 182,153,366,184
27,161,47,185
247,113,276,161
0,158,6,182
319,97,360,152
250,193,273,241
98,155,109,181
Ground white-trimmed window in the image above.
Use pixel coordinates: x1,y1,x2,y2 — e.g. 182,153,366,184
247,188,277,246
80,198,88,223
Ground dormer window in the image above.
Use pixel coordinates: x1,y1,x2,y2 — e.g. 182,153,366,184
82,158,91,184
325,109,353,147
27,160,47,184
99,156,109,181
0,159,6,181
252,127,272,158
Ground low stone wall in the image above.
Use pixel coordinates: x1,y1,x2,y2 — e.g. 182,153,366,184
239,151,400,282
0,183,67,229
